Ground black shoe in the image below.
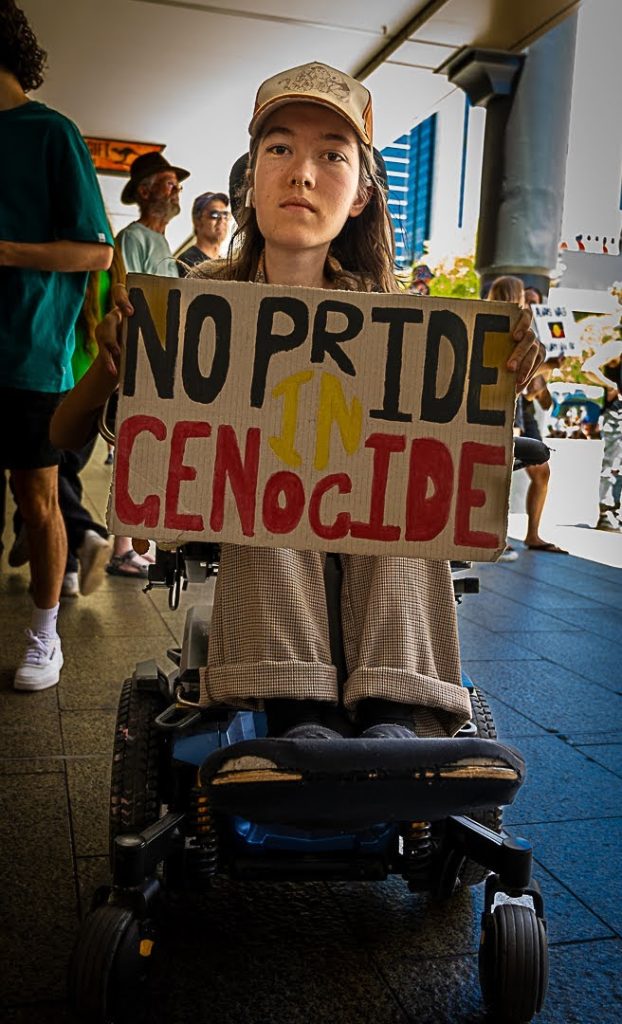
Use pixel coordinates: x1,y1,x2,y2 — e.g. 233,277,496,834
357,698,419,739
359,722,417,739
265,698,340,739
282,723,343,740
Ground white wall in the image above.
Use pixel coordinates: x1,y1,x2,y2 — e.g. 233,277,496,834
560,0,622,252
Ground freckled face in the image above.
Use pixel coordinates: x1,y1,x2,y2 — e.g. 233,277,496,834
252,103,368,255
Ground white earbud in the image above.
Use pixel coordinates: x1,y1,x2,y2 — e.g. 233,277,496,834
245,187,254,208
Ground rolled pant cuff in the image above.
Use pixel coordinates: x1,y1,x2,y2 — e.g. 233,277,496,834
344,667,472,736
200,661,338,710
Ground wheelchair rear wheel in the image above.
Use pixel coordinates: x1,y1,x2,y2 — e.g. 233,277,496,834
455,687,503,888
109,677,164,860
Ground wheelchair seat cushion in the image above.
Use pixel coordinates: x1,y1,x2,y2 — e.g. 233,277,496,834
200,736,525,827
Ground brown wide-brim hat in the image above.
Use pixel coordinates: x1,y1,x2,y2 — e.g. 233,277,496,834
121,151,190,204
249,61,373,147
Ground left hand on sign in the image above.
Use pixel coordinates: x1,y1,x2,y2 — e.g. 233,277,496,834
507,308,545,392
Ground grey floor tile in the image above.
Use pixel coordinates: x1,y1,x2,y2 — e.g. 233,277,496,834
0,774,77,1003
458,590,575,632
147,880,410,1024
538,940,622,1024
504,736,622,825
547,604,622,643
0,756,64,775
3,1003,71,1024
575,743,622,778
76,855,111,917
66,758,111,857
497,630,622,692
522,819,622,936
477,566,607,612
459,660,622,735
0,700,62,759
58,635,176,709
58,591,171,637
457,619,543,661
61,709,117,757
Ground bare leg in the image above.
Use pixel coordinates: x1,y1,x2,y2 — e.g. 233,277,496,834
11,466,66,608
523,463,551,546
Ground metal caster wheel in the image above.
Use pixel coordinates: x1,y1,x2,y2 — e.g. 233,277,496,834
479,900,548,1022
68,903,155,1023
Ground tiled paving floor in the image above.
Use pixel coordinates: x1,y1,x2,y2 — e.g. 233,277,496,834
1,444,621,1023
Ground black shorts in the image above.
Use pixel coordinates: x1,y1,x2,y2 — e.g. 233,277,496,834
522,408,543,442
0,387,65,470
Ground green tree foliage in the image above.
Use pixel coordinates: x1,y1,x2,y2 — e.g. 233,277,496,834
428,253,481,299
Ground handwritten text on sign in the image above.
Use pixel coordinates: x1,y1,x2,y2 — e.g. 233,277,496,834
109,276,518,559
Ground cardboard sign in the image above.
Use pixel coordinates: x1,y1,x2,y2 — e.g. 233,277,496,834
531,303,580,357
84,138,165,174
108,275,518,560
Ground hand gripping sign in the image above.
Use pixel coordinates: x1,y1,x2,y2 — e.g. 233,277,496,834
108,275,518,560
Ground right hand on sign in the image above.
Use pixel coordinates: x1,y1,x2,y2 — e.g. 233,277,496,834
95,283,133,376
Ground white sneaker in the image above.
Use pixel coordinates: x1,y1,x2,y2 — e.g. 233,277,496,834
61,571,80,597
78,530,113,596
14,630,63,691
498,545,519,563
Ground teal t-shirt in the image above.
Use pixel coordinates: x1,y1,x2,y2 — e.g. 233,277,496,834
116,221,179,277
0,100,113,393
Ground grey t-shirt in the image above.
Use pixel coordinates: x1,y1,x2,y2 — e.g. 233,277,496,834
116,221,179,277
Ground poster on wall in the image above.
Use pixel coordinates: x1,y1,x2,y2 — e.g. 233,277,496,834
84,138,165,175
108,276,519,561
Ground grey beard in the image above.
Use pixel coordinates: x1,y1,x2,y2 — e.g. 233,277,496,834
149,197,180,222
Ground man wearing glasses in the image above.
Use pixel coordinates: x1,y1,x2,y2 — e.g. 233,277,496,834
116,152,190,277
178,191,230,275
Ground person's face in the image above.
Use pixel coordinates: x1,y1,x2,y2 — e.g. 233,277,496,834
196,200,230,245
524,288,541,307
141,171,182,219
252,102,368,255
411,281,430,296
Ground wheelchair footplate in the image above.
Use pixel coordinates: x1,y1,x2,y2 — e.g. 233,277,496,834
200,736,524,828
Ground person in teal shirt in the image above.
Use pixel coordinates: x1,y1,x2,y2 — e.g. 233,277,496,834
0,0,113,693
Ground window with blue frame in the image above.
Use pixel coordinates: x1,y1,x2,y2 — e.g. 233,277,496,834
381,114,437,268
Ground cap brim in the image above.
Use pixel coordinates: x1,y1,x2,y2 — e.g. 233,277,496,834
249,94,371,146
120,164,191,205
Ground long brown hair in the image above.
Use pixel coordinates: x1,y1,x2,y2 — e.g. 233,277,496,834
196,131,397,293
487,275,525,305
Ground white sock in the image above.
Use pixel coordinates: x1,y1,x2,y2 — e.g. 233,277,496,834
31,603,60,639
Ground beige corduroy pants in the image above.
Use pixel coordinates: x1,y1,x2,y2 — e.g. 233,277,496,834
199,545,471,737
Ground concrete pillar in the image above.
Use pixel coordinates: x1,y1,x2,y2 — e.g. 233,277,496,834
448,15,579,297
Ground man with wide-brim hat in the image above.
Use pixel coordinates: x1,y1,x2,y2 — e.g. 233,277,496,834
108,150,190,580
115,151,190,278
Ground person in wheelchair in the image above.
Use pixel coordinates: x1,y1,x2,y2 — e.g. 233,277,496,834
52,61,544,744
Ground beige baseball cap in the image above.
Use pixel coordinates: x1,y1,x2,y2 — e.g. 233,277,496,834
249,62,373,146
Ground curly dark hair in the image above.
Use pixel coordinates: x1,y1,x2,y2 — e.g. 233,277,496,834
0,0,47,91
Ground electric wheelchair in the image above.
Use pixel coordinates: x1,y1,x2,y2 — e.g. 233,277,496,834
68,437,551,1024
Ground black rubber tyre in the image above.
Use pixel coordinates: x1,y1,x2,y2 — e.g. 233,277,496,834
458,687,503,888
109,677,164,860
68,903,152,1023
479,902,549,1022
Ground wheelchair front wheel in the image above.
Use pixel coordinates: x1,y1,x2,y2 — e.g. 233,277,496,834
68,903,154,1023
479,901,549,1022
